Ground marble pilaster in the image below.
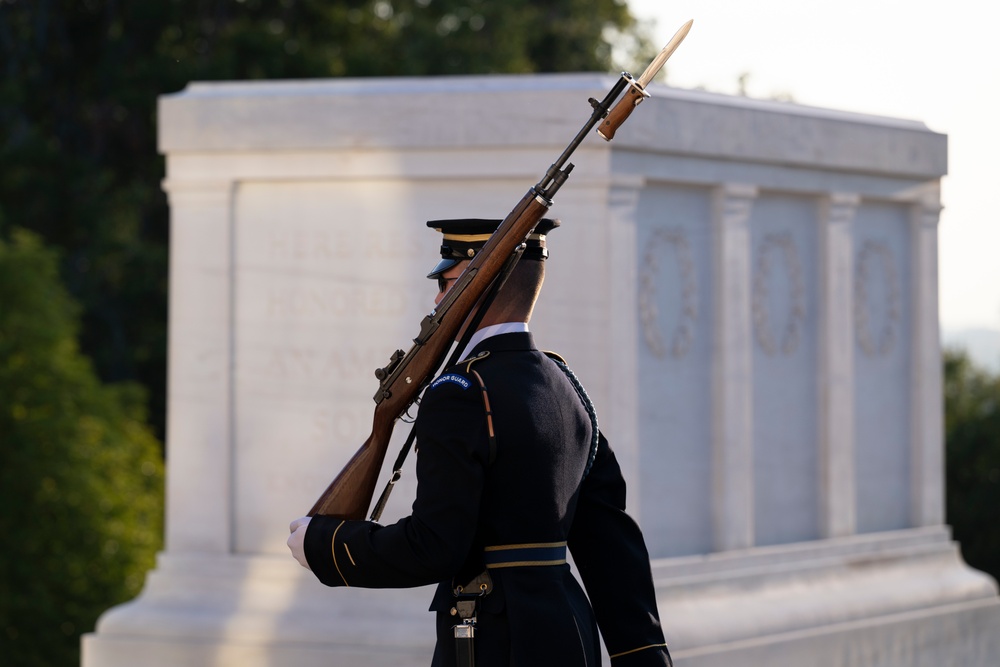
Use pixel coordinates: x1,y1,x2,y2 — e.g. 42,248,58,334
606,175,646,511
818,193,860,539
910,190,945,527
162,179,236,553
711,183,758,552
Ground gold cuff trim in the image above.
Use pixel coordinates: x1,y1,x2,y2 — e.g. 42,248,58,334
330,520,349,587
484,541,566,551
486,558,567,569
609,642,668,659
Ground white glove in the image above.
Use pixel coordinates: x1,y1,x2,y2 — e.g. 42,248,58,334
287,516,312,571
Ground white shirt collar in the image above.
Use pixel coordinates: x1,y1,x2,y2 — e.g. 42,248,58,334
459,322,529,361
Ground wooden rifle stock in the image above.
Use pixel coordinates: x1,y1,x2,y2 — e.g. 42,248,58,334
307,25,691,520
308,191,551,519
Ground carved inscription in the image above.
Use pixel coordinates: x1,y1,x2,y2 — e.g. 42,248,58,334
269,229,348,261
264,284,406,319
258,345,389,381
752,232,805,357
310,405,372,443
268,472,338,496
638,228,698,360
267,228,421,262
854,239,900,357
240,404,373,452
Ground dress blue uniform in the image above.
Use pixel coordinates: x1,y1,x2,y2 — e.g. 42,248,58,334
302,217,670,665
304,331,670,666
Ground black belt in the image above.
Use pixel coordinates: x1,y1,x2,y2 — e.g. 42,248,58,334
452,543,567,667
483,541,567,569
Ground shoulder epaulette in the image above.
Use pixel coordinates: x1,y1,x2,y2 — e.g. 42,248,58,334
542,350,568,365
446,351,497,464
456,349,491,372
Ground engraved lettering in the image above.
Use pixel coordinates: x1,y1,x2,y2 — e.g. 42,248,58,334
260,346,387,380
269,229,352,262
264,284,406,319
366,230,421,260
306,406,369,443
268,472,339,495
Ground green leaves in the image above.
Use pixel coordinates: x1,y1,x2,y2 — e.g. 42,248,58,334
0,231,164,667
0,0,650,445
944,348,1000,583
0,4,650,663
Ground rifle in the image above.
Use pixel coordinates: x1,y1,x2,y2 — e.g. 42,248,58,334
308,20,694,520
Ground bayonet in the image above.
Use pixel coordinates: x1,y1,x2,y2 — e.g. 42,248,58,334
598,19,694,141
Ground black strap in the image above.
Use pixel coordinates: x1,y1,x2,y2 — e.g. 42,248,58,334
445,244,525,368
369,424,417,522
369,246,525,522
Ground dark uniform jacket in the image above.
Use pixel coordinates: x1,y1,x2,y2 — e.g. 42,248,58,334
304,331,671,666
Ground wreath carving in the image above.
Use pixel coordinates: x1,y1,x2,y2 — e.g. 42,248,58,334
751,232,805,357
855,239,901,357
638,228,698,359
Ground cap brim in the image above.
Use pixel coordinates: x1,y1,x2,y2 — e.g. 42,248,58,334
426,258,461,279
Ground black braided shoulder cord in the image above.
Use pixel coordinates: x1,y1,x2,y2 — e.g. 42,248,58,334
545,353,600,480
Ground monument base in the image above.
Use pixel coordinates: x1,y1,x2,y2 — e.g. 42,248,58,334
82,551,436,667
83,527,998,666
673,598,999,667
658,526,1000,666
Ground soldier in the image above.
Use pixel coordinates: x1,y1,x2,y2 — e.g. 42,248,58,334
288,218,671,666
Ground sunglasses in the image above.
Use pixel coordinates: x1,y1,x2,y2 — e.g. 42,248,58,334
437,276,459,293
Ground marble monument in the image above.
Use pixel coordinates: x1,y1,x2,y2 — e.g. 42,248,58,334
82,74,999,666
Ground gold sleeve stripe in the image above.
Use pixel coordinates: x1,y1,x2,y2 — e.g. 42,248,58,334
486,558,567,569
330,520,349,587
484,541,567,551
609,643,668,659
343,543,357,566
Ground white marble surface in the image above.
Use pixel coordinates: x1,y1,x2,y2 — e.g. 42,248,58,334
818,193,859,539
83,74,999,666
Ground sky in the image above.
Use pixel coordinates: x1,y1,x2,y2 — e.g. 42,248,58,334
628,0,1000,334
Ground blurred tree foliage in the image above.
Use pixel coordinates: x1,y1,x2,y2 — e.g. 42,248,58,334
944,348,1000,583
0,3,649,664
0,230,164,667
0,0,650,442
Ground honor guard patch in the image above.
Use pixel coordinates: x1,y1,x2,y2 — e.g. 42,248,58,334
430,373,471,390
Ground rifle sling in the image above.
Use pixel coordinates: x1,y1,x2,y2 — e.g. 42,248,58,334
368,246,525,523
